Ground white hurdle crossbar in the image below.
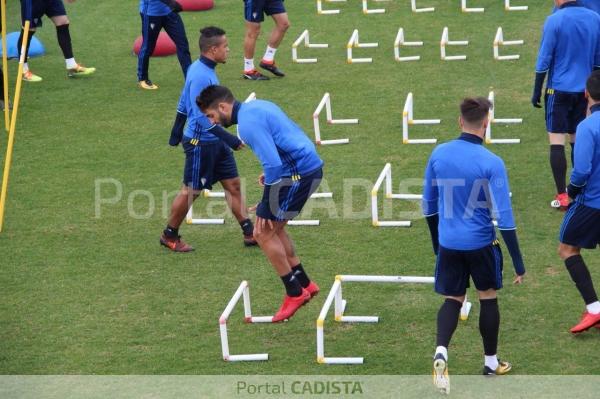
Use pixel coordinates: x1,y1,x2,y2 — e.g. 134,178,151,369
362,0,387,14
186,189,226,225
486,91,522,144
371,163,422,228
347,29,378,64
505,0,528,11
219,281,273,362
288,192,333,226
292,30,328,63
317,0,345,14
493,27,523,61
411,0,434,12
394,28,423,62
461,0,484,12
403,92,440,144
316,275,472,364
313,92,358,145
440,27,468,61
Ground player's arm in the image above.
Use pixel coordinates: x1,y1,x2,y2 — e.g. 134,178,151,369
159,0,183,12
595,18,600,71
169,91,188,146
568,124,594,199
422,156,439,255
532,18,556,108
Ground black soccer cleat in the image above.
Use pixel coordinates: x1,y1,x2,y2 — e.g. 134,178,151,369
259,61,285,77
243,69,270,81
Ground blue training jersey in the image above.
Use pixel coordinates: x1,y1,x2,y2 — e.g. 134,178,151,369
422,134,516,251
553,0,600,14
139,0,171,16
235,100,324,185
571,104,600,209
177,57,219,142
537,1,600,92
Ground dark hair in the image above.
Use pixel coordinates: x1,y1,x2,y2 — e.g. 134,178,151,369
587,70,600,101
197,85,235,111
460,97,492,126
199,26,226,53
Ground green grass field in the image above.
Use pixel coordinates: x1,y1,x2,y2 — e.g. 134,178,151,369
1,0,600,377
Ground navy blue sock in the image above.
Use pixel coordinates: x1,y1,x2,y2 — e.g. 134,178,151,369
240,219,253,236
292,263,310,288
281,271,302,297
164,225,178,238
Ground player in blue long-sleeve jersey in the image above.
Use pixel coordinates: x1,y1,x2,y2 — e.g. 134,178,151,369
197,85,323,323
553,0,600,14
422,98,525,394
533,0,600,209
558,71,600,334
138,0,191,89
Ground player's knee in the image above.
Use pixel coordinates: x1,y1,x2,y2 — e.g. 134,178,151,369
53,16,70,26
277,19,290,32
558,244,578,260
246,25,261,39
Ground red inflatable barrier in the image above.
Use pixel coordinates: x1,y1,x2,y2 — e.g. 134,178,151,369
132,31,177,57
179,0,214,11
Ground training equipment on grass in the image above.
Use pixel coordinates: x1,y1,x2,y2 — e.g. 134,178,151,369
244,92,256,103
346,29,378,64
219,281,273,362
179,0,214,11
317,0,345,14
440,27,468,61
505,0,528,11
287,192,333,226
485,91,522,144
313,92,358,145
0,32,45,59
394,28,423,62
411,0,434,12
493,27,523,61
362,0,387,14
185,189,226,225
1,2,8,132
132,31,176,57
316,275,472,364
292,30,328,64
402,92,440,144
461,0,484,12
371,163,422,228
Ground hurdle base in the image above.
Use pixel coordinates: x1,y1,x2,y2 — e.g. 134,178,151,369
294,58,318,64
186,218,225,225
329,118,359,124
318,139,350,145
374,221,411,227
320,357,364,365
288,220,320,226
506,6,528,11
347,58,373,64
496,55,520,61
226,354,269,362
462,7,484,12
403,139,437,144
339,316,379,323
486,139,521,144
363,9,385,14
413,7,434,13
395,56,420,62
442,55,467,61
388,193,422,200
318,10,340,14
246,316,274,323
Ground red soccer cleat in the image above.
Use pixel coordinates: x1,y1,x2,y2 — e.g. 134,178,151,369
272,288,310,322
570,311,600,334
305,281,320,298
243,234,258,247
160,234,194,252
551,192,569,210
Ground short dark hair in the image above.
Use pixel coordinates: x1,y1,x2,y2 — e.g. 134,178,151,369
197,85,235,111
587,70,600,101
199,26,226,53
460,97,492,126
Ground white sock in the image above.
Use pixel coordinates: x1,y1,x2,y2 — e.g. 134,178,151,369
65,58,77,69
262,46,277,62
244,58,254,72
23,62,29,72
485,355,499,370
586,301,600,314
435,346,448,361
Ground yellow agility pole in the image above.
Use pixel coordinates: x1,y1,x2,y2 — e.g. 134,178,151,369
1,0,9,132
0,20,30,232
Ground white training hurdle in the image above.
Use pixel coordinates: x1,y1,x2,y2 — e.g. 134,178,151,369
461,0,484,12
362,0,387,14
186,189,226,225
292,30,328,64
288,192,334,226
219,281,274,362
313,92,358,145
371,163,422,228
493,27,523,61
440,27,468,61
317,0,345,14
411,0,434,12
486,91,522,144
505,0,528,11
316,275,472,364
394,28,423,62
402,92,440,144
346,29,378,64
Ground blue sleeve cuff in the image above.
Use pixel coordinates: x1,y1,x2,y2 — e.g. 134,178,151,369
499,229,525,275
425,213,439,255
263,166,283,185
169,112,187,146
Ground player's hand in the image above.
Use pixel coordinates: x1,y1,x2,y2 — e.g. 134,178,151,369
170,0,183,12
258,174,265,187
531,92,542,108
248,203,259,213
234,142,245,151
513,273,525,285
254,216,273,235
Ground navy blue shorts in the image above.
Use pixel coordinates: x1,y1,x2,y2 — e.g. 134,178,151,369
256,168,322,221
244,0,286,22
182,139,239,191
435,242,504,297
544,89,587,134
21,0,67,28
560,202,600,249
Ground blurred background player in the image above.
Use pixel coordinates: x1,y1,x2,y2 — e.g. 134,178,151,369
197,85,322,322
160,27,256,252
422,98,525,394
532,0,600,209
558,71,600,334
138,0,191,90
242,0,289,80
18,0,95,82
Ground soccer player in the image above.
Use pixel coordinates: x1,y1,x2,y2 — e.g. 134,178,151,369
558,71,600,334
138,0,192,90
423,98,526,394
17,0,95,82
241,0,289,80
532,0,600,209
160,27,257,252
197,85,322,322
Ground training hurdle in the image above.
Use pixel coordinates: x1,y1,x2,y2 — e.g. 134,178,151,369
362,0,387,14
402,93,440,144
287,192,333,226
505,0,528,11
440,27,468,61
411,0,434,12
493,27,523,61
219,281,273,362
394,28,423,62
186,190,226,225
317,0,345,14
346,29,378,64
461,0,484,12
371,163,422,228
486,91,522,144
313,93,358,145
316,275,472,364
292,30,328,63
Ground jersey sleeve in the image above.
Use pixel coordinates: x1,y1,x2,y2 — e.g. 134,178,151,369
179,75,216,131
239,111,283,185
595,19,600,68
488,158,516,230
570,122,595,187
535,17,557,73
422,154,439,216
